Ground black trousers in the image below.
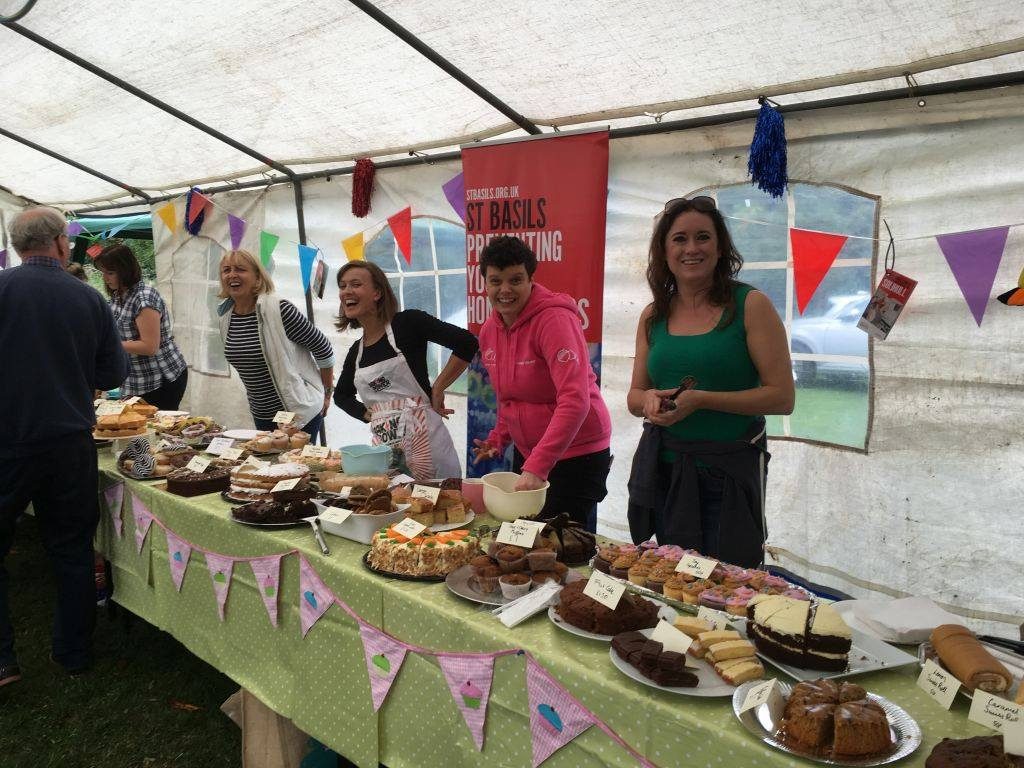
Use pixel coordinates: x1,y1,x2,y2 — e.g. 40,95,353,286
0,431,100,670
513,447,611,532
140,367,188,411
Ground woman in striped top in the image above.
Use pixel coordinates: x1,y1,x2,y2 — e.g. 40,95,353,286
217,250,335,436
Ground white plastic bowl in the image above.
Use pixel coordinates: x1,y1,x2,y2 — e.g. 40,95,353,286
481,472,549,522
312,499,410,544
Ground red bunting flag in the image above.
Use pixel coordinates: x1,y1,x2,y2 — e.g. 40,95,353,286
388,207,413,264
86,243,103,260
187,191,210,226
790,228,848,315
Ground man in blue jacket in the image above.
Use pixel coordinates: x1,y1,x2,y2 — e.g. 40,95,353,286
0,207,128,685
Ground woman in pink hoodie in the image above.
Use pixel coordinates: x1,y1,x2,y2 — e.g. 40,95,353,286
472,236,611,531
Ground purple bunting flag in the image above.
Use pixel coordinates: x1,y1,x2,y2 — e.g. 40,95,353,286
131,494,154,554
0,249,7,269
249,555,283,627
103,483,125,537
67,221,85,237
298,556,332,637
165,531,192,592
935,226,1010,326
438,654,496,750
525,655,596,768
228,214,246,250
358,622,408,712
205,553,235,621
442,172,466,223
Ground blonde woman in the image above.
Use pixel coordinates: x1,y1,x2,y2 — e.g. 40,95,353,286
217,250,335,434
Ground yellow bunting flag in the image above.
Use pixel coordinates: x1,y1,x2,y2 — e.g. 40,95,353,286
342,232,364,262
156,203,178,234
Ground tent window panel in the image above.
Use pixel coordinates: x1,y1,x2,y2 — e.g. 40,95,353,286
439,273,470,395
407,221,435,272
365,228,400,273
204,330,229,376
695,181,877,450
433,220,469,269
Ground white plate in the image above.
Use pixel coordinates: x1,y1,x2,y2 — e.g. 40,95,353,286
429,510,475,532
222,429,264,440
732,679,922,766
609,627,741,697
446,565,583,607
547,602,676,642
748,625,918,681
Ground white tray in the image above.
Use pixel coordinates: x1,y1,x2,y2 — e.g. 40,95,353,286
311,500,410,544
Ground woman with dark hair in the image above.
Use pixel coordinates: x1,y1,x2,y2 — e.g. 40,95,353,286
471,236,611,532
95,243,188,410
333,260,477,480
626,196,794,566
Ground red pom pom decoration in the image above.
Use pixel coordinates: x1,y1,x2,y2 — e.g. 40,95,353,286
352,158,376,218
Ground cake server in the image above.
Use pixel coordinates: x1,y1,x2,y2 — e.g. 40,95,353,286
302,516,331,556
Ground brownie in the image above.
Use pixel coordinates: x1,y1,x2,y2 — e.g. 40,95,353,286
926,736,1024,768
166,466,232,497
232,499,315,524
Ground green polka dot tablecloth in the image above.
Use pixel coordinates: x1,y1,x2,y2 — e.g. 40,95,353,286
96,456,995,768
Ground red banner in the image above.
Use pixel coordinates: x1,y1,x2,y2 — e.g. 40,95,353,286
463,130,609,341
461,130,609,475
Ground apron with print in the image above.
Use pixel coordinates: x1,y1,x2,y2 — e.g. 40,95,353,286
352,324,462,481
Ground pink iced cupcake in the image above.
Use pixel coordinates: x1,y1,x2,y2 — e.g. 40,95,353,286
722,567,752,589
725,595,749,616
782,587,811,601
698,587,731,611
746,570,770,590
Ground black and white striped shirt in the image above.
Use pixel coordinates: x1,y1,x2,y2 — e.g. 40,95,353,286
223,299,334,419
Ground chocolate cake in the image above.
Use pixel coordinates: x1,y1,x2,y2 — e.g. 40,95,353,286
746,594,852,671
232,498,316,525
555,580,659,635
165,465,232,497
781,679,893,759
531,513,597,566
612,631,698,687
926,735,1024,768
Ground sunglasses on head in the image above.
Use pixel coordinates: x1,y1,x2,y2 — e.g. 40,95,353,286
663,195,716,212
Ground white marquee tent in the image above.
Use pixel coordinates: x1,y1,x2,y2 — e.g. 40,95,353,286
1,1,1021,633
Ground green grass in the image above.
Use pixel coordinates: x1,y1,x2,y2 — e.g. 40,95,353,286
0,515,242,768
766,375,870,449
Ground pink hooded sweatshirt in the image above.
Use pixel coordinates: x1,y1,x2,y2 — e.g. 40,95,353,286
479,282,611,480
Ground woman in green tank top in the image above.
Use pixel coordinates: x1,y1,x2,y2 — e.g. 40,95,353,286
626,196,795,560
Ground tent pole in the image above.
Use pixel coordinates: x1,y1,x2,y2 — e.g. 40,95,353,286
67,69,1024,215
347,0,541,135
0,125,151,204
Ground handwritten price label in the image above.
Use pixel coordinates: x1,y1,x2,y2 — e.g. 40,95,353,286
205,437,235,455
319,508,353,526
96,400,128,416
495,519,547,548
916,659,959,710
410,485,441,503
697,605,733,630
240,455,269,469
651,619,693,655
969,690,1023,733
739,679,784,717
675,554,718,579
272,411,296,425
583,570,626,610
271,478,301,493
392,517,428,539
219,447,244,461
186,456,212,473
301,445,331,459
123,396,142,406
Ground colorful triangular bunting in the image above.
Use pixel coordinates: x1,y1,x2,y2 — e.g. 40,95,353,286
249,555,283,627
935,226,1009,326
86,244,103,260
388,207,413,264
205,553,235,621
438,654,496,750
184,189,210,235
228,214,246,250
298,244,317,293
103,483,124,538
298,556,332,637
165,531,192,592
0,249,6,269
66,221,85,238
342,232,364,262
790,228,848,314
358,622,408,712
442,172,466,223
525,655,596,768
156,203,178,235
131,494,154,554
259,231,279,268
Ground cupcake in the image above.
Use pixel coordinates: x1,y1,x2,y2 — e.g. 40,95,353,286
499,573,532,600
639,549,661,565
662,574,692,602
460,680,484,709
782,587,811,601
495,546,527,574
471,554,495,570
644,570,669,594
725,595,749,616
627,562,652,586
679,578,710,605
531,571,560,587
746,570,770,590
762,574,789,593
698,587,730,611
722,566,752,589
526,548,557,571
551,561,569,583
609,553,638,579
471,564,501,593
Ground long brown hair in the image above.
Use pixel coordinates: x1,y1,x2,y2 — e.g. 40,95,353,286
94,242,142,297
645,197,744,340
334,260,399,330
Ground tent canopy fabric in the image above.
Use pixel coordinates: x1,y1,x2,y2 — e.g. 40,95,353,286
1,0,1023,206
